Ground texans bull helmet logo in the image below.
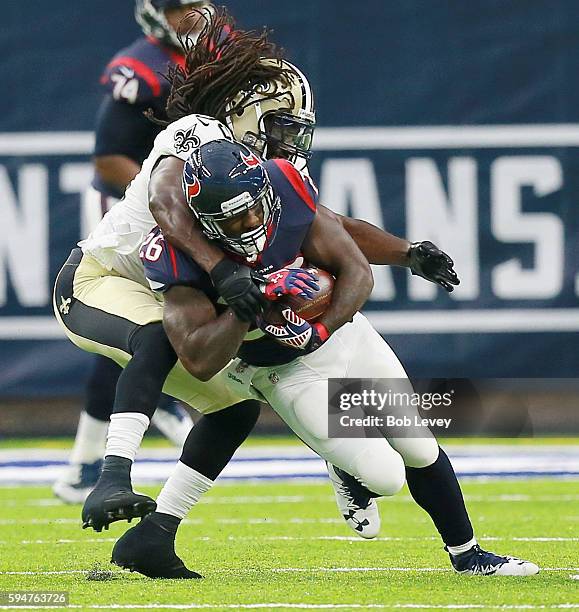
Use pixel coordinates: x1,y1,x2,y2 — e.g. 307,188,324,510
183,164,201,204
241,151,260,168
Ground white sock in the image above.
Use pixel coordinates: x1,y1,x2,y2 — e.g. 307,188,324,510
105,412,150,461
447,536,478,556
69,412,108,464
156,462,213,519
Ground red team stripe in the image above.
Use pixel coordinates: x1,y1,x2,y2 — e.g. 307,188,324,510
168,243,179,278
106,57,162,96
273,160,317,212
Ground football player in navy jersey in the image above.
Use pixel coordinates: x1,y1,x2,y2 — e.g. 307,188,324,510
91,1,212,202
107,140,538,579
53,1,216,504
53,8,536,579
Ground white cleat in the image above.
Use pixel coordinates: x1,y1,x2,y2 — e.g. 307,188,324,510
52,459,103,504
448,544,539,576
151,401,194,447
327,463,381,539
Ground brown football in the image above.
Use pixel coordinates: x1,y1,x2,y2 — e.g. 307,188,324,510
263,266,334,325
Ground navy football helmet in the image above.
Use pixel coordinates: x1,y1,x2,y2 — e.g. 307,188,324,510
183,140,280,258
135,0,213,48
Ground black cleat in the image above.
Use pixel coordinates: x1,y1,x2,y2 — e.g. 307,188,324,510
82,484,157,532
111,514,202,579
448,544,539,576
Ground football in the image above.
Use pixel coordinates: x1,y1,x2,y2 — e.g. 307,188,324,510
264,266,334,324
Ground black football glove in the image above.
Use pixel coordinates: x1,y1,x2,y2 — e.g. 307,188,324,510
407,241,460,292
209,258,267,322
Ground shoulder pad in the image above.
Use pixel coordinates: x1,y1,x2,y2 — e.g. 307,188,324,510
152,115,235,161
267,159,318,212
101,57,164,105
100,38,175,105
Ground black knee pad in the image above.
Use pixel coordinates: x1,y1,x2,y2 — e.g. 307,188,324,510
204,400,261,437
85,355,122,421
113,323,177,418
129,322,176,362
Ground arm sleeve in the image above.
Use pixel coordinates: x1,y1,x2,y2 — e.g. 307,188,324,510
93,95,158,160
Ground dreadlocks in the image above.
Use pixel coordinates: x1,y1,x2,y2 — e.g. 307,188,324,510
163,6,294,124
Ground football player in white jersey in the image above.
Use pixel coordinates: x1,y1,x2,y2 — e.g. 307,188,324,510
59,10,453,542
52,1,217,505
54,8,537,580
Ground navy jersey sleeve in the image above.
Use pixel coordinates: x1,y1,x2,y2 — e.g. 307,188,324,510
93,95,158,162
140,228,208,293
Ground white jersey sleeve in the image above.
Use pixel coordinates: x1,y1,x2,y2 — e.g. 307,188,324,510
79,114,233,285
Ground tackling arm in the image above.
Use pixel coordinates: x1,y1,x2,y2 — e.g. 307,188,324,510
163,285,250,381
301,210,374,334
149,157,267,321
319,205,460,292
149,156,225,273
332,211,411,266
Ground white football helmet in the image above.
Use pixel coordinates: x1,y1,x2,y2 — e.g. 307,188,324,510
226,59,316,169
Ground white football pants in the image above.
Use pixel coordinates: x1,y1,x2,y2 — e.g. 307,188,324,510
231,313,439,497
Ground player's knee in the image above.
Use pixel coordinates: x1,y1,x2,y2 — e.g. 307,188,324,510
208,400,261,437
399,437,440,469
353,447,406,497
293,401,330,440
130,323,176,369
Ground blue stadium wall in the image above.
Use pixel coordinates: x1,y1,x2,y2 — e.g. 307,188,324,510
1,1,578,396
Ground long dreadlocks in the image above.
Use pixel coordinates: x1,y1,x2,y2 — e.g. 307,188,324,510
163,6,294,124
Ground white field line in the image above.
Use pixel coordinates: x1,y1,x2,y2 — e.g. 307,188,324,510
0,568,577,576
0,488,579,512
3,445,576,462
0,518,344,526
2,493,579,508
0,604,578,610
0,569,124,575
271,567,579,573
0,536,577,546
1,495,330,507
1,517,579,535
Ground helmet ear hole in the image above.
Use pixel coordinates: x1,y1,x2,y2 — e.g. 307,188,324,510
182,139,280,258
262,114,274,132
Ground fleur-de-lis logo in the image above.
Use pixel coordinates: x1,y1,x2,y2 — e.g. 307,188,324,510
174,127,201,154
59,296,72,315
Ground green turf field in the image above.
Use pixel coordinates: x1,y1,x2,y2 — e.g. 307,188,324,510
0,477,577,610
